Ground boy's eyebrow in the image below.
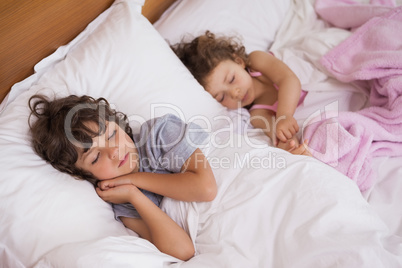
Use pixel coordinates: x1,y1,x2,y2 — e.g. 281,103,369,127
80,146,94,161
79,122,109,161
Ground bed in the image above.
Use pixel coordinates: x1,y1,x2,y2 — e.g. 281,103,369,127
1,0,402,267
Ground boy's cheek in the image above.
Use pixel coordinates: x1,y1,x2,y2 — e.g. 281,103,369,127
129,153,140,172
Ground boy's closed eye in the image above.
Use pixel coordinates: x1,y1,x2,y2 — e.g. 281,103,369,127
92,129,116,164
92,152,100,165
108,129,116,140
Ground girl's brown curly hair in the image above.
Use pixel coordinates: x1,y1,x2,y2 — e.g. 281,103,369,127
28,94,133,185
171,31,249,87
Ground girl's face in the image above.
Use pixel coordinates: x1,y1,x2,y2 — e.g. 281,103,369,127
204,58,255,109
75,121,139,181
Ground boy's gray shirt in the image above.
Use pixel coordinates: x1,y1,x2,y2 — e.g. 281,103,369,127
113,113,209,220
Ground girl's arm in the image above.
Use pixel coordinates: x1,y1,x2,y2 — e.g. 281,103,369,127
249,108,277,144
249,109,306,155
98,148,217,203
96,185,195,260
249,51,302,142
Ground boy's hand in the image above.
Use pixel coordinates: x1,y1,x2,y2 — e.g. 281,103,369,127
96,184,138,204
287,139,312,157
97,175,134,191
277,135,299,151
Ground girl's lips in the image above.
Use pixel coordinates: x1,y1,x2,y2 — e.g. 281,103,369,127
242,93,248,103
119,153,129,167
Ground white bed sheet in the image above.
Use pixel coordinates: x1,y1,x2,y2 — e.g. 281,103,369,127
35,119,402,267
28,62,402,267
367,157,402,237
35,87,402,267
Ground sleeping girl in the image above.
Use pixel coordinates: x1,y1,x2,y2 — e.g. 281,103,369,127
28,94,217,261
171,31,310,156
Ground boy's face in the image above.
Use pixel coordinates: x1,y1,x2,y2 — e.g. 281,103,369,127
75,121,139,181
204,58,255,109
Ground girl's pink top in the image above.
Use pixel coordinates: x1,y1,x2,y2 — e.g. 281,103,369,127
247,69,306,113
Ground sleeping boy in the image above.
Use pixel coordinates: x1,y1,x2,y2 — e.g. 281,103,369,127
28,94,217,261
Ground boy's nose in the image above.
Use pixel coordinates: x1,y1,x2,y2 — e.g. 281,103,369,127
108,147,119,159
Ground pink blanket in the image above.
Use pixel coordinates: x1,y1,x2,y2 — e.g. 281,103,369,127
315,0,396,29
304,5,402,191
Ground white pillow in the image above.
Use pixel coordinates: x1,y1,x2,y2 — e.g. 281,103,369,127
0,0,225,266
31,2,226,132
153,0,292,53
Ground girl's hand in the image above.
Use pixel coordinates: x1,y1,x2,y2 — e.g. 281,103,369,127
96,183,139,204
275,116,299,144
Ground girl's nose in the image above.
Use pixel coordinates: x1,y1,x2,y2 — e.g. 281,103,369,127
229,87,240,99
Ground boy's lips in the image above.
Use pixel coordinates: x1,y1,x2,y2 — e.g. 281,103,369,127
119,153,129,167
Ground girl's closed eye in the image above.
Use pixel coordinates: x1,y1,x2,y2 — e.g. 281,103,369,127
229,76,235,84
218,93,225,103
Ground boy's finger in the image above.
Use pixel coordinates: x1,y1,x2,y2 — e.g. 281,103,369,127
98,181,109,190
287,145,296,153
95,187,104,197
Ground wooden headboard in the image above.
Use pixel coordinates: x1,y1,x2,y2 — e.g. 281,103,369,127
0,0,176,104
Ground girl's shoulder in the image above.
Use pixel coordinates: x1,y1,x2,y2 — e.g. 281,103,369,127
248,50,274,59
248,50,276,69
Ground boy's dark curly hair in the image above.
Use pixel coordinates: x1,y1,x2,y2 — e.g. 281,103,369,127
28,94,133,185
171,31,249,87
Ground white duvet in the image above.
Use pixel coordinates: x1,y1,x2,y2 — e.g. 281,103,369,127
35,130,402,267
